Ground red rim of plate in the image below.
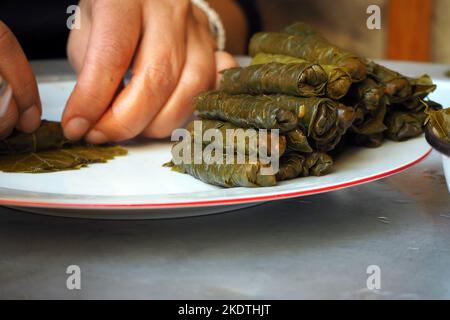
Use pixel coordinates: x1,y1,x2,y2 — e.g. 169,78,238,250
0,148,432,209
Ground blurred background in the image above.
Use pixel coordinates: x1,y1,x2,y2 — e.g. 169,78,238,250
254,0,448,63
0,0,447,63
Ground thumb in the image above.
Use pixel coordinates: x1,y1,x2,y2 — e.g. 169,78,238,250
214,51,238,88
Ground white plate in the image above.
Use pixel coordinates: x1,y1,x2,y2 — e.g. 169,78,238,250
1,78,447,220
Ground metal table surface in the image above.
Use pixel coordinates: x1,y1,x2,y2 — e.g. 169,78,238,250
0,59,449,300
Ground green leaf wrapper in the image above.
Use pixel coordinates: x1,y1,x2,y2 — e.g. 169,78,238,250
345,78,388,141
385,100,441,142
249,32,366,83
285,128,313,153
276,151,333,181
367,62,436,107
186,119,287,158
395,75,437,111
251,53,352,100
167,145,277,188
0,120,74,155
0,120,127,173
385,111,427,141
0,145,128,173
264,95,345,152
367,61,412,104
344,78,386,112
194,91,298,132
336,103,357,134
279,21,366,82
220,62,328,97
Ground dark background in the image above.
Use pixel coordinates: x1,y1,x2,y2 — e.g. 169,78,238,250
0,0,260,60
0,0,73,59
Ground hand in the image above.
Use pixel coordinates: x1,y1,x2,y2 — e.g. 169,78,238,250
63,0,237,143
0,21,41,139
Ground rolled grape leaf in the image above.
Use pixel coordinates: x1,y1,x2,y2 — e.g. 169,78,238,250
409,75,437,98
220,62,328,97
0,145,128,173
345,79,388,137
264,95,343,152
280,21,366,82
249,32,366,83
352,103,388,136
386,99,442,142
276,151,333,181
336,103,356,134
384,110,427,141
344,78,386,112
395,75,437,111
251,53,352,100
367,61,412,104
317,103,356,152
194,91,297,132
186,119,287,158
0,120,74,155
196,93,343,151
368,63,436,107
285,128,313,153
276,153,306,181
167,155,276,188
306,151,334,177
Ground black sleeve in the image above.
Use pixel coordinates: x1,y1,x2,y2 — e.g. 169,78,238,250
0,0,73,60
235,0,262,40
0,0,262,60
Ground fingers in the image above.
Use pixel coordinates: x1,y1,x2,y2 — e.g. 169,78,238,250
62,0,141,141
142,48,238,138
0,79,19,139
0,20,41,133
84,1,191,143
142,21,217,139
214,51,238,88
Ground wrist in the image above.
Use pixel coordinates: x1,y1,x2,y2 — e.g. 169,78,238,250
192,4,211,31
203,0,248,54
191,0,226,51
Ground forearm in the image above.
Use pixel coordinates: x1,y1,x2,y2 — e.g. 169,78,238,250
207,0,249,55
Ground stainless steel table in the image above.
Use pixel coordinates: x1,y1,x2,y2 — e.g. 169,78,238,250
0,60,449,299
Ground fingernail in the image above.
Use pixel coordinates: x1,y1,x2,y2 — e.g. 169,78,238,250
64,117,90,141
19,105,41,133
86,129,108,144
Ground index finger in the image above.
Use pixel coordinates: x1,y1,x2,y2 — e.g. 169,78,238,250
61,0,141,141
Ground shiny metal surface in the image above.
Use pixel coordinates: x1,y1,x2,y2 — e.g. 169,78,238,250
0,151,449,299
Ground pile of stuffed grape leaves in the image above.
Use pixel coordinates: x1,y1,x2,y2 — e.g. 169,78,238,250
165,21,444,188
